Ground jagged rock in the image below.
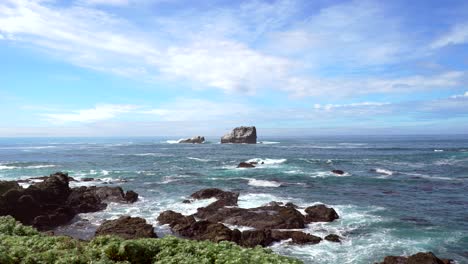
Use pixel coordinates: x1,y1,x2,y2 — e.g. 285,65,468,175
324,234,341,242
178,220,240,243
239,229,273,247
81,178,95,182
124,190,139,203
179,136,205,144
157,210,196,232
0,181,20,195
272,230,322,245
376,252,453,264
190,188,239,209
305,204,339,223
237,162,256,168
221,126,257,144
182,199,191,204
95,216,156,239
331,170,345,175
195,203,305,230
0,172,139,230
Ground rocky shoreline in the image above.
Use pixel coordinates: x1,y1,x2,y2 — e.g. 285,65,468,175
0,172,456,263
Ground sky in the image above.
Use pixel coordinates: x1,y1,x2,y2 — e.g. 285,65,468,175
0,0,468,137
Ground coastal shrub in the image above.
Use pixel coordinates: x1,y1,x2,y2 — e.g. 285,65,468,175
0,216,302,264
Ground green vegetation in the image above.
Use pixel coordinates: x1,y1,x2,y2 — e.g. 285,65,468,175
0,216,302,264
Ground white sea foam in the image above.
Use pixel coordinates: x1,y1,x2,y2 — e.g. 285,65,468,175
248,179,282,187
259,141,280,145
310,171,351,178
165,139,183,144
237,193,292,208
374,168,394,176
246,158,287,165
0,164,56,170
130,153,173,157
434,149,444,152
187,157,213,162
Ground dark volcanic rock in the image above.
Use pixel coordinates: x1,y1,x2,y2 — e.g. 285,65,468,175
178,220,240,243
0,181,21,195
305,204,339,223
237,162,256,168
178,136,205,144
221,126,257,144
272,230,322,245
239,229,273,247
324,234,341,242
331,169,345,175
124,190,139,203
157,210,196,232
95,216,156,239
0,172,139,230
376,252,454,264
195,203,306,230
190,188,239,209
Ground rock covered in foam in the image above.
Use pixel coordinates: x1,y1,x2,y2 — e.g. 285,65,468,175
221,126,257,144
178,136,205,144
237,162,256,168
95,216,156,239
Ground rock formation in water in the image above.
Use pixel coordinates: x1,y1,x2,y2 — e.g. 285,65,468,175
221,126,257,144
156,188,340,247
178,136,205,144
0,172,138,230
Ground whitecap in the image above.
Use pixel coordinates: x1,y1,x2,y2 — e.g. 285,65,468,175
0,164,56,170
433,149,444,152
101,170,109,176
259,141,280,145
246,158,287,165
248,179,282,188
373,168,394,176
165,139,183,144
237,193,291,208
187,157,213,162
310,171,351,178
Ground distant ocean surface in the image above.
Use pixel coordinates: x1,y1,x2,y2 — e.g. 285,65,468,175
1,135,468,263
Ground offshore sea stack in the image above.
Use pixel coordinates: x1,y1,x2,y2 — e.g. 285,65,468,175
178,136,205,144
221,126,257,144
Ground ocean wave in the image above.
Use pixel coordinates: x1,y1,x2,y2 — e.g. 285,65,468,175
187,157,213,162
0,164,56,170
248,179,282,187
372,168,394,176
127,153,174,157
259,141,280,145
433,149,444,152
310,171,351,178
237,193,290,209
245,158,287,165
0,146,57,150
165,139,183,144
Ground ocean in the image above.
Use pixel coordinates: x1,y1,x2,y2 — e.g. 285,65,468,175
0,135,467,263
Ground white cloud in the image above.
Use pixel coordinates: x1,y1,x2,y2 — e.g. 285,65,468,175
313,102,390,110
431,22,468,49
42,104,137,123
450,91,468,98
79,0,130,6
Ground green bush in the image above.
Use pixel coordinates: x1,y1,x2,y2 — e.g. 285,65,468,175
0,216,302,264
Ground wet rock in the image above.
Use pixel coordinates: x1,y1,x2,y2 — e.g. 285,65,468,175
305,204,339,223
0,181,21,195
376,252,454,264
190,188,239,209
271,230,322,245
195,203,306,229
81,178,95,182
331,170,345,175
124,190,138,203
182,199,191,204
239,229,273,247
0,172,139,230
237,162,256,168
178,136,205,144
178,220,239,243
95,216,156,239
157,210,196,232
221,126,257,144
324,234,341,242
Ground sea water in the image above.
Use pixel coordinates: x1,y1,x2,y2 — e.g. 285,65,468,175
0,135,467,263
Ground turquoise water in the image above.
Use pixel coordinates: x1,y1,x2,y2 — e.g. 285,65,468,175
1,135,467,263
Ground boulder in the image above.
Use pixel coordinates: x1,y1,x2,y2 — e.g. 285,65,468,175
324,234,341,242
178,220,240,243
376,252,453,264
157,210,196,232
195,203,306,230
95,216,156,239
239,229,273,247
331,170,345,175
178,136,205,144
221,126,257,144
190,188,239,208
237,162,256,168
271,230,322,245
305,204,339,223
0,181,21,195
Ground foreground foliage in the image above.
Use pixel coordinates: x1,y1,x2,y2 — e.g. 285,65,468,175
0,216,302,264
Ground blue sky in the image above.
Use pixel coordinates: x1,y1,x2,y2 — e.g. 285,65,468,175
0,0,468,137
